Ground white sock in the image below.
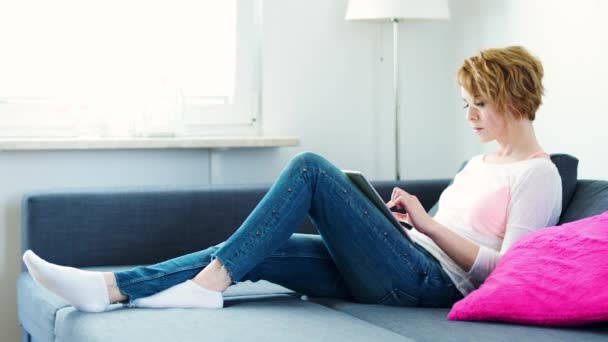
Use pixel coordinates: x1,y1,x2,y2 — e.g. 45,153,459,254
22,250,109,313
133,280,223,309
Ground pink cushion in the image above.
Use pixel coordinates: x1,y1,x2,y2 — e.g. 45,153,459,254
448,211,608,326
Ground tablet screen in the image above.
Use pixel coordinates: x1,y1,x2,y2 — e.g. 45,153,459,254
343,170,412,242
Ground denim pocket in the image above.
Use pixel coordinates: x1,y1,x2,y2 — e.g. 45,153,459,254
377,288,419,307
424,264,457,290
422,266,445,287
398,250,426,277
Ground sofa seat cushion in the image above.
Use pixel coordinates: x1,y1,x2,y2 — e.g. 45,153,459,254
54,296,413,342
311,298,608,342
17,272,70,342
18,266,298,342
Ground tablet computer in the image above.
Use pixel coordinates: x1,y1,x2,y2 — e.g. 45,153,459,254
343,170,413,242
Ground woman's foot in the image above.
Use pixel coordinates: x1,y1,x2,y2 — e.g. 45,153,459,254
133,259,230,309
22,250,109,312
192,258,232,292
132,280,224,309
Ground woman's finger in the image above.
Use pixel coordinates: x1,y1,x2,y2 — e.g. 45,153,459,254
387,196,405,210
391,187,399,202
395,195,406,207
391,187,406,203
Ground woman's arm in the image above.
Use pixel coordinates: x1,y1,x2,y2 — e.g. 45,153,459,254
388,163,561,279
387,190,481,272
424,221,480,272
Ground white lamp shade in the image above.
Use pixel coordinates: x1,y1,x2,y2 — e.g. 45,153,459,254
345,0,450,21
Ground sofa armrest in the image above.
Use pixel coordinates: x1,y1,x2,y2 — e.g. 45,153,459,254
21,179,451,268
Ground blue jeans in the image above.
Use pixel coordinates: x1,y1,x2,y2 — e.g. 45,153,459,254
114,152,464,307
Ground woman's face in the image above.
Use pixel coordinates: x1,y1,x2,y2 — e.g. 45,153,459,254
461,87,508,143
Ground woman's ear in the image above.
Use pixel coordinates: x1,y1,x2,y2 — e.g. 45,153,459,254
505,102,524,121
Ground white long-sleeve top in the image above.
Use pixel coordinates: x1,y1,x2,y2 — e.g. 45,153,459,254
410,153,562,296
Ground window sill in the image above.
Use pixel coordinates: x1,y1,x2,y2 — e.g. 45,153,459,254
0,136,300,151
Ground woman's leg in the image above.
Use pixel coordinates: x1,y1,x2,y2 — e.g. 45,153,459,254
238,234,353,300
24,152,459,311
117,151,460,308
115,233,353,305
23,152,351,311
292,153,464,307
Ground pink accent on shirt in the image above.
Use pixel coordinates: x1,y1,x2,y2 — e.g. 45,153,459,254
526,151,550,160
468,185,510,239
483,150,550,164
409,151,563,296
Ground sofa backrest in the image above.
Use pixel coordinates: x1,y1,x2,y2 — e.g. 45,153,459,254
558,180,608,225
21,186,277,267
19,154,595,268
551,154,579,216
20,179,451,268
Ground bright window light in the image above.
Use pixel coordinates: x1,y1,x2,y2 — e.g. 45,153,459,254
0,0,256,138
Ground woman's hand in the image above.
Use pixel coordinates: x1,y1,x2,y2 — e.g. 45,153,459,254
385,187,436,236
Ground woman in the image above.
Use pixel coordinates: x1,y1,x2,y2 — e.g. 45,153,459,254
23,46,562,312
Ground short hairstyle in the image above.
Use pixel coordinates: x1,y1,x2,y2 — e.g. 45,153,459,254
457,46,544,121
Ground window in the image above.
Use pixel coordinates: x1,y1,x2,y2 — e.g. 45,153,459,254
0,0,261,138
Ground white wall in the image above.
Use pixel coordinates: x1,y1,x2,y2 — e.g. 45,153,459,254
5,0,606,340
0,1,454,340
474,0,608,179
397,0,484,179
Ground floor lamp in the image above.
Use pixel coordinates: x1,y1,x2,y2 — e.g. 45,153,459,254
345,0,450,180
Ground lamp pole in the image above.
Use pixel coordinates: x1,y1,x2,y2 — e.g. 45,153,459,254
345,0,450,180
392,18,401,180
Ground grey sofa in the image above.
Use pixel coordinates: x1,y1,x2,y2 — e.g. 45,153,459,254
17,154,608,341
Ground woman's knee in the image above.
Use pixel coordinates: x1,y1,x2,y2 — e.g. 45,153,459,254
289,151,331,170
